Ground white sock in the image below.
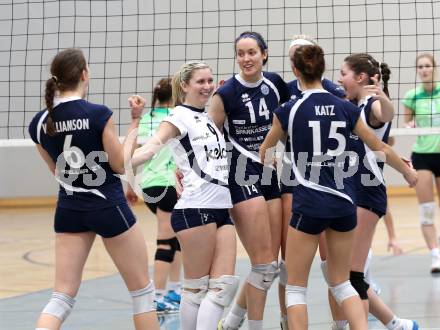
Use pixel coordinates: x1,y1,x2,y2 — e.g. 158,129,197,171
196,297,224,330
168,281,181,293
223,303,246,328
386,316,400,330
247,319,263,330
180,298,200,330
280,314,288,330
155,289,166,301
332,320,348,330
430,248,440,258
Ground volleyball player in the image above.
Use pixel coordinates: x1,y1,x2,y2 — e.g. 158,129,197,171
210,31,290,330
278,34,347,329
260,44,417,330
328,53,419,330
403,53,440,273
125,77,182,312
28,48,159,330
132,61,238,330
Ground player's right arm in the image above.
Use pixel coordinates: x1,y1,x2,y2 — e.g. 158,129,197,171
132,121,180,168
208,94,227,131
102,95,145,174
36,144,56,175
259,115,286,165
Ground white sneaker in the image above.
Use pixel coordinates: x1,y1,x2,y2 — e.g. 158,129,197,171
396,319,419,330
431,255,440,274
218,317,245,330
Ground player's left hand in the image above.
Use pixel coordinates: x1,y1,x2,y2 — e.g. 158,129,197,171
387,239,403,255
128,95,146,119
363,74,387,100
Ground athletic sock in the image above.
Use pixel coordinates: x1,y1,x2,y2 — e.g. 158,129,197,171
223,303,246,328
197,297,224,330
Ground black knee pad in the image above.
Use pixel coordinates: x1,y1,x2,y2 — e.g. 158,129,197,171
155,238,176,263
171,237,181,252
350,271,368,300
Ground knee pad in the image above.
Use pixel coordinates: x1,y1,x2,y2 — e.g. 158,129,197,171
349,271,368,300
420,202,436,226
320,260,329,285
207,275,240,307
285,285,307,307
279,259,287,286
172,237,181,252
329,280,358,305
182,275,209,306
247,261,279,291
130,281,156,314
41,292,76,322
155,238,178,263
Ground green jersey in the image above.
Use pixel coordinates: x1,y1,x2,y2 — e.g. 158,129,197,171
402,83,440,153
138,107,175,188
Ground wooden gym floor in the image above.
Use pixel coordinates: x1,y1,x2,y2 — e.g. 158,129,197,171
1,195,440,329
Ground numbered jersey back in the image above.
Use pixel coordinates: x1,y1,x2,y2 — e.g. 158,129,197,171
275,89,361,218
216,71,289,161
28,98,126,210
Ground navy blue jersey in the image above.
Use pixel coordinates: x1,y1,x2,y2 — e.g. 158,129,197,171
28,97,126,210
281,78,346,193
349,96,391,215
275,89,361,218
216,72,289,163
287,78,345,101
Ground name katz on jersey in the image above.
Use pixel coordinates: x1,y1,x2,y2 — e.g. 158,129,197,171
315,105,335,116
204,143,227,162
42,118,90,134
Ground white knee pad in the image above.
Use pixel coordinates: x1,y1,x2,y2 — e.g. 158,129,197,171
130,280,156,314
329,280,358,306
207,275,240,307
279,259,287,286
182,275,209,306
320,260,329,285
420,202,436,226
247,261,279,291
285,285,307,308
41,292,76,322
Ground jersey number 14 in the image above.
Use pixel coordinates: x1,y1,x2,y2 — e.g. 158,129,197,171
245,98,269,123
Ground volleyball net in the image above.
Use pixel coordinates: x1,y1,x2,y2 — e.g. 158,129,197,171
1,0,440,146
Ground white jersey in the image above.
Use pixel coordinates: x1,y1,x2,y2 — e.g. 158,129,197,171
164,105,232,209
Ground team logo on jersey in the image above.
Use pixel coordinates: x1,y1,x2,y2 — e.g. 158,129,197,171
194,116,201,123
241,93,250,102
261,84,269,95
290,95,297,101
349,133,359,140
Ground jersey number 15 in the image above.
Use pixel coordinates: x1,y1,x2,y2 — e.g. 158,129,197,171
308,121,346,156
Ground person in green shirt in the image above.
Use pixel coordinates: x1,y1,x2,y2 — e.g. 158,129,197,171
403,53,440,274
126,78,182,311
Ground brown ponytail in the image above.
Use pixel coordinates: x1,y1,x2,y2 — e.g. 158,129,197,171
344,53,392,97
44,77,58,136
151,77,172,115
44,48,87,136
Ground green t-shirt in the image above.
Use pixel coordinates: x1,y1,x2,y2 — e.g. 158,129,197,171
402,83,440,153
138,107,175,189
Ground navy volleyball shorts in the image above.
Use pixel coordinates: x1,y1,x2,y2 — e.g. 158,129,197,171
54,203,136,238
290,212,357,235
142,186,177,214
171,208,233,233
